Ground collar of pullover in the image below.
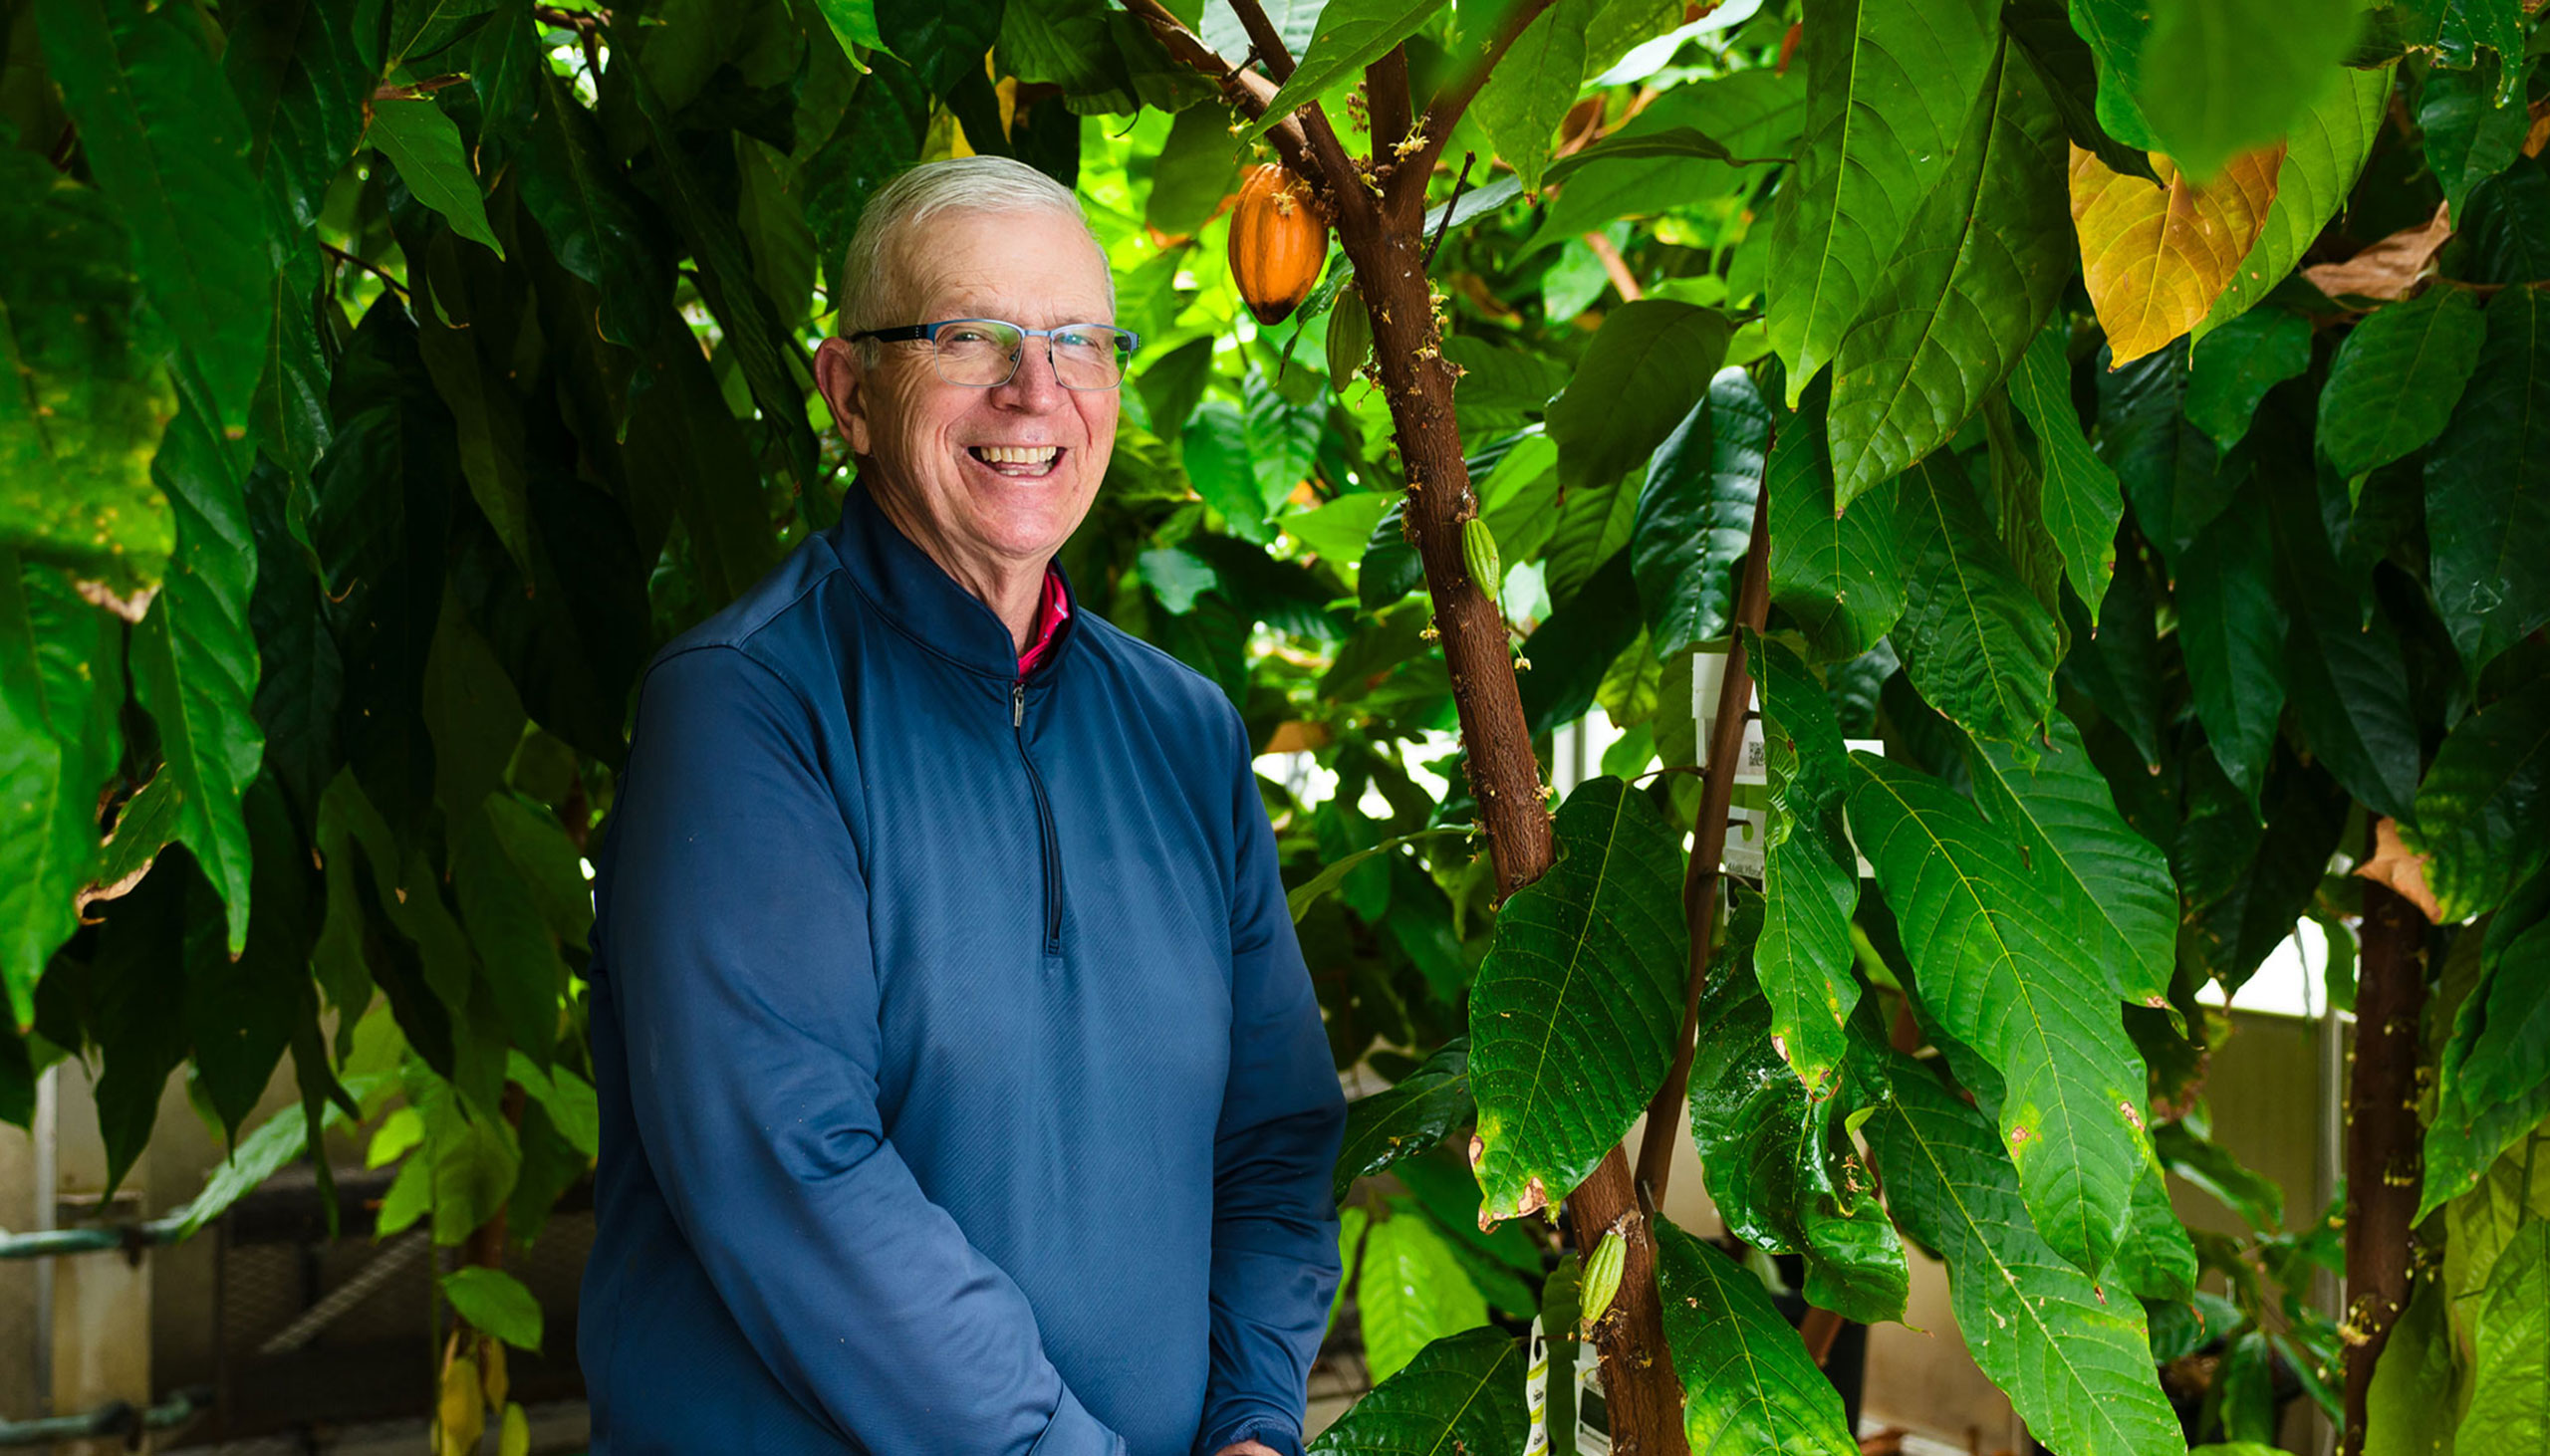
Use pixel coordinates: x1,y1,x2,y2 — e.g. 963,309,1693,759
828,483,1082,683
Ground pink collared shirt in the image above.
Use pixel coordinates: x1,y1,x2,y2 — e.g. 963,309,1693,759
1016,563,1071,675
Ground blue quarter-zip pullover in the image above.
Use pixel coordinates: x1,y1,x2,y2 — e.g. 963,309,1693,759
577,484,1347,1455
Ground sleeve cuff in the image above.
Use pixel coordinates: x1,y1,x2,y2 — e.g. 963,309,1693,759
1195,1413,1307,1456
1029,1383,1129,1456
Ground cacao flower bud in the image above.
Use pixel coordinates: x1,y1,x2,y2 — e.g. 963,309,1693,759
1462,515,1502,594
1229,163,1329,327
1578,1227,1626,1338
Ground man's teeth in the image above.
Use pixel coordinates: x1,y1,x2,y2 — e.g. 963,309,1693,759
974,445,1059,465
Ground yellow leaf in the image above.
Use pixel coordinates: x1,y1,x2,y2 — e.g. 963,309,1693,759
479,1335,509,1412
437,1354,485,1456
499,1402,533,1456
2068,143,2284,365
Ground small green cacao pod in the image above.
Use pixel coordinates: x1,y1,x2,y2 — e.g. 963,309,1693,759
1578,1228,1626,1337
1462,515,1501,592
1326,285,1372,393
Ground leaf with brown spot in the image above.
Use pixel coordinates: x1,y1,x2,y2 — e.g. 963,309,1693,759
2068,143,2282,364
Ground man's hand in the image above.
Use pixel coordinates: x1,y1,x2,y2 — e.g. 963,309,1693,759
1214,1442,1283,1456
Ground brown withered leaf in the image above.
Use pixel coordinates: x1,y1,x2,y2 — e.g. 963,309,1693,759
2302,203,2453,303
2069,142,2283,364
2356,816,2440,923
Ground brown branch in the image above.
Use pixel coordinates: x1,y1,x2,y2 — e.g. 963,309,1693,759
322,240,409,299
1222,0,1300,83
1583,230,1643,302
1121,0,1362,227
1421,152,1474,268
1395,0,1563,210
1370,45,1413,164
2339,824,2433,1456
1800,1306,1847,1367
1634,488,1772,1205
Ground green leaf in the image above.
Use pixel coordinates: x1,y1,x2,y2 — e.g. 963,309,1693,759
1355,1204,1489,1384
2097,339,2230,567
1304,1327,1526,1456
2111,1166,2197,1300
2185,309,2310,450
1290,826,1474,923
2422,905,2550,1216
1686,888,1909,1323
2180,748,2352,991
2422,53,2535,217
0,151,176,593
1849,755,2149,1273
1469,777,1688,1222
0,553,123,1025
809,0,887,53
35,0,273,435
2363,1278,2457,1456
1766,378,1905,661
164,1067,379,1240
515,67,669,352
1755,638,1863,1097
1765,0,2001,404
132,384,264,955
451,795,565,1070
2319,285,2487,487
2426,285,2550,676
1146,104,1241,237
2457,1215,2549,1452
1653,1215,1859,1455
1828,35,2073,507
1472,0,1598,195
875,0,1002,93
312,302,456,849
442,1265,545,1352
88,848,220,1196
1633,367,1767,656
2406,674,2550,923
1964,712,2176,1010
251,232,334,502
2463,154,2550,288
2134,0,2366,182
1280,491,1395,571
1522,69,1805,259
1891,457,2061,746
368,98,504,260
2196,64,2391,341
185,775,317,1137
1868,1055,2182,1456
1546,300,1732,493
2005,323,2121,620
224,0,369,230
2061,0,2159,149
806,60,932,311
2000,0,2158,181
2261,461,2422,824
1336,1041,1474,1204
2175,489,2286,800
1241,0,1451,143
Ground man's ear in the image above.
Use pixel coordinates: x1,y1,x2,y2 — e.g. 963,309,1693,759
813,336,875,457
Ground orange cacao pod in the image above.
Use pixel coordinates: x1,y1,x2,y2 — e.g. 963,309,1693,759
1228,163,1328,327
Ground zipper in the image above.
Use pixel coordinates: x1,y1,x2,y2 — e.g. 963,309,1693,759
1012,679,1063,956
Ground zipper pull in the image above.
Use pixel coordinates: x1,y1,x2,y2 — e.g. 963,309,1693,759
1013,681,1026,727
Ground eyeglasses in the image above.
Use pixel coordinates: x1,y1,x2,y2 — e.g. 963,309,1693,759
847,319,1142,390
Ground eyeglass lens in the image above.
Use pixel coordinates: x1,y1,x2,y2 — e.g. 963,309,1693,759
931,322,1131,389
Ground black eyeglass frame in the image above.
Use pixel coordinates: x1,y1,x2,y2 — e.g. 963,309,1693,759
845,318,1143,390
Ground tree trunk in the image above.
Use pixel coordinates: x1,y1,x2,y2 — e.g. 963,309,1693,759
2339,859,2429,1455
1344,199,1686,1456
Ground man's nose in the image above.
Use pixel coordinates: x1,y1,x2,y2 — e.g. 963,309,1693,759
990,337,1070,409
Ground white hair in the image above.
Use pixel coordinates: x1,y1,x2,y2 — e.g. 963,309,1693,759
838,155,1114,363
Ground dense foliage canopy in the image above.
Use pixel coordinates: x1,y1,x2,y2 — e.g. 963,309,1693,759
3,0,2547,1451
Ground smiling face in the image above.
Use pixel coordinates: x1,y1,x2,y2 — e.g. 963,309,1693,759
814,206,1120,601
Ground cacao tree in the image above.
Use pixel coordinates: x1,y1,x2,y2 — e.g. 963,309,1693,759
3,0,2547,1451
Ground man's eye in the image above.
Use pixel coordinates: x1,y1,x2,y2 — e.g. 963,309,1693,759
946,327,998,344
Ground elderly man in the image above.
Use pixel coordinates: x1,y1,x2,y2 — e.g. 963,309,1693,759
576,155,1347,1456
